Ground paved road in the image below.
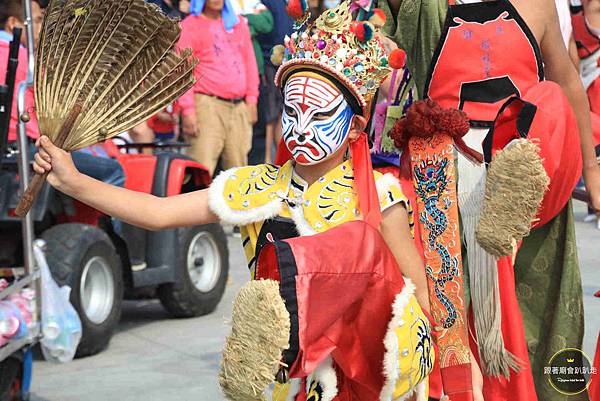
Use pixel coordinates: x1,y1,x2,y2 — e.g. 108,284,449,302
30,202,600,401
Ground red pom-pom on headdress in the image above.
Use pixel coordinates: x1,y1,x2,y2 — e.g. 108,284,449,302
287,0,307,20
350,21,366,41
388,48,406,69
390,118,408,150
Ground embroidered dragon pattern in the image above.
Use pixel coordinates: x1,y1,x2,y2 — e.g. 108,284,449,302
414,156,459,329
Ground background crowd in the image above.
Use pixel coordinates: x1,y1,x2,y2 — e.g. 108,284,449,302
0,0,333,174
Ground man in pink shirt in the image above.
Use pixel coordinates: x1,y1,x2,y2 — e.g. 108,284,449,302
1,0,125,189
179,0,260,174
0,0,43,142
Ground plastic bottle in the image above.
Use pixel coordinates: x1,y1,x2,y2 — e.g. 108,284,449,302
0,301,23,344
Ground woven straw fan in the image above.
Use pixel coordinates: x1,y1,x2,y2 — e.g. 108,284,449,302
15,0,198,216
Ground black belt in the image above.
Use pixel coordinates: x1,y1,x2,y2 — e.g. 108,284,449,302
200,93,244,104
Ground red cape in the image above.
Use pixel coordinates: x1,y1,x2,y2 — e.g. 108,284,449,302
256,220,435,400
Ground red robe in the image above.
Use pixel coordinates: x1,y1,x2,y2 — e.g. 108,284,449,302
256,220,436,401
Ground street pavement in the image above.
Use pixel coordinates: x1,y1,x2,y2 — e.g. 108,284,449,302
30,202,599,401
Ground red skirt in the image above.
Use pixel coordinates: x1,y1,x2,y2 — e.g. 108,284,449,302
591,334,600,401
256,220,435,401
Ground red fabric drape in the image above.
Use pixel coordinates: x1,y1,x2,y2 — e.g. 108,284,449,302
350,133,381,229
591,334,600,401
256,221,431,400
274,138,293,166
491,81,582,227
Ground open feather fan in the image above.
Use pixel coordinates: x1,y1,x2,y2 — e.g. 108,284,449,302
16,0,197,215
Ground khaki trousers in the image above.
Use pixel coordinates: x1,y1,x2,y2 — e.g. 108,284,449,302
187,94,252,174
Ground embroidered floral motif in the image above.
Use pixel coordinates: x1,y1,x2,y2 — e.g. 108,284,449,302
209,161,409,266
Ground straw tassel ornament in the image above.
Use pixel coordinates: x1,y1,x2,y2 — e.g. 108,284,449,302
16,0,197,216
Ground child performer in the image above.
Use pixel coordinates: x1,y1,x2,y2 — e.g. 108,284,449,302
31,2,481,399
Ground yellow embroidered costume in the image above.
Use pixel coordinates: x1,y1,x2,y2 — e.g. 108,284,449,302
214,2,435,401
210,160,435,401
209,159,411,276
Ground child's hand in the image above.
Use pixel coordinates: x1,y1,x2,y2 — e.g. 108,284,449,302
33,136,80,192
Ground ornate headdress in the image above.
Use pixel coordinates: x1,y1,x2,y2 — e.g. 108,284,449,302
272,1,391,117
271,1,397,230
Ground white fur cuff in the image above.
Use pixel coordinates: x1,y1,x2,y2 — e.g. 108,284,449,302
208,168,283,226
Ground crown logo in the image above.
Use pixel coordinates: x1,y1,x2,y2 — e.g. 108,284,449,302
567,358,575,363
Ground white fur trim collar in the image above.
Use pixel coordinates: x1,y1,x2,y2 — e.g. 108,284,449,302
375,173,401,200
208,167,283,226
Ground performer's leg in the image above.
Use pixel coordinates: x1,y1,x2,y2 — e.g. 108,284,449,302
188,94,226,175
221,102,252,170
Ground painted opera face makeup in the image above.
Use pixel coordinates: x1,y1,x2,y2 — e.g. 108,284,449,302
282,74,355,165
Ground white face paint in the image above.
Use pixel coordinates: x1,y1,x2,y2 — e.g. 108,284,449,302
281,75,355,165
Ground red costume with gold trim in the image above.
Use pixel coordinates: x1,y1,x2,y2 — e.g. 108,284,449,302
389,1,582,400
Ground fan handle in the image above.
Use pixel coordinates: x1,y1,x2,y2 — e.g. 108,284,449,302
15,104,82,217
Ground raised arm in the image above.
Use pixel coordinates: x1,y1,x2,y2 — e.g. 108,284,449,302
33,137,218,230
540,0,600,211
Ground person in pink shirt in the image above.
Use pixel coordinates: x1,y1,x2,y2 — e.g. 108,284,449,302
1,0,125,189
179,0,260,174
0,0,43,142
